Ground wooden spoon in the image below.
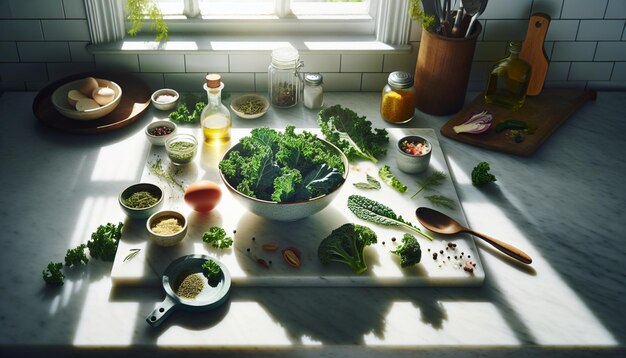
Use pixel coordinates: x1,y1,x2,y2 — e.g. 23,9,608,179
415,207,532,264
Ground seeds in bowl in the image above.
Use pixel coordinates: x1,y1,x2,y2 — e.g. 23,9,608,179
235,97,265,115
148,126,174,136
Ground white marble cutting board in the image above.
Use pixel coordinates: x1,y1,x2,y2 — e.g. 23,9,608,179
111,128,485,287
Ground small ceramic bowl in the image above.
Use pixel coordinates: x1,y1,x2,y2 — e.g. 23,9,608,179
147,210,188,247
165,133,198,165
151,89,180,111
145,120,177,146
230,94,269,119
119,183,164,219
51,78,122,120
396,135,432,174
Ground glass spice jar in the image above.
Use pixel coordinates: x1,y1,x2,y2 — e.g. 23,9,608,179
303,72,324,109
484,41,531,111
381,71,415,124
268,47,303,108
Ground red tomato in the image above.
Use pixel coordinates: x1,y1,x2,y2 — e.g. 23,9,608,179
184,180,222,212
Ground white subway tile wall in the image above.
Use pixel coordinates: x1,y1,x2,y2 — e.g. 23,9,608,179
1,0,625,92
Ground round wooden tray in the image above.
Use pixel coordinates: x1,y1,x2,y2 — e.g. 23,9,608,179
33,72,152,134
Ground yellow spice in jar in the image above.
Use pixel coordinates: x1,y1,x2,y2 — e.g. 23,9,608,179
152,217,182,235
381,89,415,123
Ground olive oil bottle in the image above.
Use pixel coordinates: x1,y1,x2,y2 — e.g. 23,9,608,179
484,41,531,111
201,74,232,144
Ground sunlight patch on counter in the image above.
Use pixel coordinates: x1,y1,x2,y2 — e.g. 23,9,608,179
91,134,146,182
304,41,393,51
121,41,199,51
210,41,292,51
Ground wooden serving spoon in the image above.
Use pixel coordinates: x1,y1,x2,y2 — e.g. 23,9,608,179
415,207,532,264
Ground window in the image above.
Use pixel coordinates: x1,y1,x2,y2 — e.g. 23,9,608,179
85,0,410,46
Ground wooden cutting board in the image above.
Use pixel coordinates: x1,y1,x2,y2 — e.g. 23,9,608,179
440,88,597,157
520,13,551,96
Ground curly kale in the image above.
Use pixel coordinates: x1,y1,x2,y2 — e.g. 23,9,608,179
318,104,389,163
471,162,497,187
202,227,233,249
378,165,407,193
391,234,422,268
317,223,378,274
202,259,222,284
65,244,89,267
87,222,123,261
43,262,64,286
219,126,345,203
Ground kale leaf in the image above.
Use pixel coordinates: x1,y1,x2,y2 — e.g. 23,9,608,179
318,105,388,163
378,165,408,193
87,222,123,262
219,126,345,203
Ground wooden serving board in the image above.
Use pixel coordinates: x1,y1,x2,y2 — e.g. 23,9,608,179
111,128,485,287
33,72,151,134
440,88,597,156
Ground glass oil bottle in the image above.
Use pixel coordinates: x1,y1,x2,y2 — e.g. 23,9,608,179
201,74,232,144
484,41,531,111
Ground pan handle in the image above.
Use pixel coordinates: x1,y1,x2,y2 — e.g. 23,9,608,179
146,295,178,327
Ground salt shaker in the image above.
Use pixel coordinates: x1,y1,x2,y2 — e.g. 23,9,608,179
303,72,324,109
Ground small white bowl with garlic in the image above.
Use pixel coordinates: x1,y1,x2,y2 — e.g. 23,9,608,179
51,77,122,120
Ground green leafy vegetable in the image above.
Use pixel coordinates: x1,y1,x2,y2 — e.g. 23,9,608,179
43,262,64,286
202,227,233,249
411,171,446,198
219,126,345,203
65,244,89,267
471,162,497,187
347,195,434,241
168,98,206,124
317,223,378,274
318,104,389,163
424,195,456,210
378,165,407,193
202,259,222,283
353,173,381,190
87,222,124,262
391,233,422,268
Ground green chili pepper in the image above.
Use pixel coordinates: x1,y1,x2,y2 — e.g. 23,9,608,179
495,119,528,133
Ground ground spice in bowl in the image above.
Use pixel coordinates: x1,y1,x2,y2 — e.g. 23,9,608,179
123,191,159,209
151,217,183,235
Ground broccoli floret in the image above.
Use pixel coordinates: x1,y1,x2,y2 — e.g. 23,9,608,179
317,223,377,274
202,227,233,249
43,262,64,286
65,243,89,267
471,162,497,187
391,234,422,268
202,259,222,284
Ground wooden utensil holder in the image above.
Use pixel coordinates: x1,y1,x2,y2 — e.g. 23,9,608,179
414,22,481,116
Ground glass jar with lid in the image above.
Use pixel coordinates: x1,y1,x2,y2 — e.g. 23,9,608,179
303,72,324,109
268,47,303,108
381,71,416,124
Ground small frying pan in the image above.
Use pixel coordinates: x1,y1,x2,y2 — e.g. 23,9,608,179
146,254,232,327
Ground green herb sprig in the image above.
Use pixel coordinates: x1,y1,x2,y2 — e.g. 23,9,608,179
378,165,407,193
353,173,381,190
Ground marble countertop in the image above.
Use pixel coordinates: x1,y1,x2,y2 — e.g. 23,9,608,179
0,91,624,357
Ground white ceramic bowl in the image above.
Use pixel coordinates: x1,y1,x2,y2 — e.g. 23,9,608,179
51,78,122,120
147,210,188,247
151,89,180,111
119,183,164,219
230,94,269,119
396,135,432,174
145,120,177,146
219,138,349,221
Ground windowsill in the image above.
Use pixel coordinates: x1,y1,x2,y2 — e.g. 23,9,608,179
87,34,412,55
